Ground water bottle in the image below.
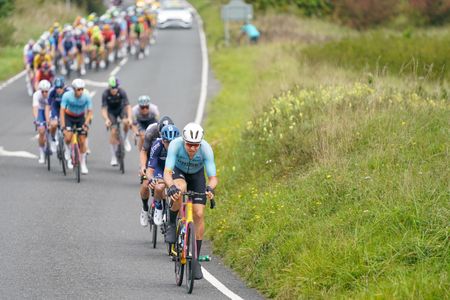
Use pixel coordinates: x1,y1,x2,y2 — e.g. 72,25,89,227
198,255,211,262
155,200,162,210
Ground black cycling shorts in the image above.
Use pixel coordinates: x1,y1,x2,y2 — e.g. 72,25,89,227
108,110,128,125
172,167,206,205
137,120,152,132
65,114,87,135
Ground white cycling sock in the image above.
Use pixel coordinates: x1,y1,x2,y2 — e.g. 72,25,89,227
110,144,116,157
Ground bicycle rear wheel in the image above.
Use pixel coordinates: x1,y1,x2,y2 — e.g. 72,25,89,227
74,145,80,183
185,222,196,294
152,222,157,248
58,135,66,176
46,141,51,171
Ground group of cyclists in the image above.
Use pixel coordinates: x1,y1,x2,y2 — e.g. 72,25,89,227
24,4,157,96
32,75,218,281
29,0,218,286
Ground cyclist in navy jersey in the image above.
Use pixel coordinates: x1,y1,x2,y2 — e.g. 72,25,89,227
46,77,70,153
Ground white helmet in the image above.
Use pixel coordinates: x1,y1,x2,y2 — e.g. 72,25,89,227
38,80,51,91
137,95,151,106
182,123,204,144
72,78,85,89
32,43,42,53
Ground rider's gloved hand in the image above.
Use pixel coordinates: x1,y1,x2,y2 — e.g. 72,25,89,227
206,185,215,200
148,177,157,189
167,185,180,198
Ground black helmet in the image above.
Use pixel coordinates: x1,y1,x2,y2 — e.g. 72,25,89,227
158,116,174,132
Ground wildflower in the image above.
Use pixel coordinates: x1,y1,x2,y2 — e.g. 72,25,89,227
326,174,332,179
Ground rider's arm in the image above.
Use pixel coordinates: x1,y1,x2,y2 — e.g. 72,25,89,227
202,141,218,192
84,93,94,126
32,92,40,119
140,149,148,174
60,93,68,128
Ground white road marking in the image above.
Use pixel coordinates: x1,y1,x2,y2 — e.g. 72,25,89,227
202,267,244,300
193,9,209,125
190,6,246,300
0,70,26,92
84,79,108,88
110,66,121,77
119,57,128,67
0,146,38,159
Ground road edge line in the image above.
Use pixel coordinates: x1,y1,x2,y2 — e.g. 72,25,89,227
0,70,26,92
193,7,209,125
202,267,245,300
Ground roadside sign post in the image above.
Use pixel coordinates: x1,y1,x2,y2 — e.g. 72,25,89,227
221,0,253,46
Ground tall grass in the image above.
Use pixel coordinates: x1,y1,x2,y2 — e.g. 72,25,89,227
303,30,450,81
191,0,450,298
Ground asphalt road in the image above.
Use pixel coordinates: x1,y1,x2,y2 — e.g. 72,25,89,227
0,10,263,300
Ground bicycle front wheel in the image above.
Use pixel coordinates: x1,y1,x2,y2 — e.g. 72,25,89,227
46,142,51,171
185,222,196,294
74,145,80,183
175,222,185,286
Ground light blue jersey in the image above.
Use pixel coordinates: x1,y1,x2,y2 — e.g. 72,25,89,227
241,23,260,38
165,137,216,176
61,90,93,116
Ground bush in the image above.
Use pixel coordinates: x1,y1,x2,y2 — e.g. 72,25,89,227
409,0,450,25
0,19,14,45
332,0,399,29
0,0,14,18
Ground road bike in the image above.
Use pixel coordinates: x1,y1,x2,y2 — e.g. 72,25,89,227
147,178,170,249
68,127,83,183
55,126,66,176
172,191,215,294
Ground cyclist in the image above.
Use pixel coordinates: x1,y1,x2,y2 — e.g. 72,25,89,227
147,125,180,225
60,78,93,174
73,28,87,75
33,43,52,73
34,62,54,92
24,39,36,95
101,76,132,166
164,123,218,280
101,23,116,63
239,21,260,45
46,77,69,153
32,80,51,164
59,25,76,75
138,116,174,227
131,96,159,151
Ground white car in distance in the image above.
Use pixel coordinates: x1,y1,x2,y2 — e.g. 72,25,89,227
157,1,193,29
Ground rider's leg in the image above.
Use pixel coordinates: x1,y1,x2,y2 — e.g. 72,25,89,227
49,119,58,139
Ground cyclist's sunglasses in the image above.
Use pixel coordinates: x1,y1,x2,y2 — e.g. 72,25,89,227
76,88,84,91
41,90,49,94
185,142,200,148
140,105,149,109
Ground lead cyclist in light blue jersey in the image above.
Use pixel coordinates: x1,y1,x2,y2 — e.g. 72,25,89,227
164,122,218,280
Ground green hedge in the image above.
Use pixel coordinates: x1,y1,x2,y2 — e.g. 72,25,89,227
303,32,450,80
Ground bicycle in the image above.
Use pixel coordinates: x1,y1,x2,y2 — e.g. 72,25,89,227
172,191,215,294
67,126,83,183
109,120,125,174
55,126,66,176
147,178,170,249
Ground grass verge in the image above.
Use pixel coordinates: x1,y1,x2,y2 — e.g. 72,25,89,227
191,0,450,298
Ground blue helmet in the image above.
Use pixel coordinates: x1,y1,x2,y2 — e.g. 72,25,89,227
161,125,180,141
54,76,65,88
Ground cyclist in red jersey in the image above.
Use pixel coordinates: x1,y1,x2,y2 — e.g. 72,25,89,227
34,62,54,92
